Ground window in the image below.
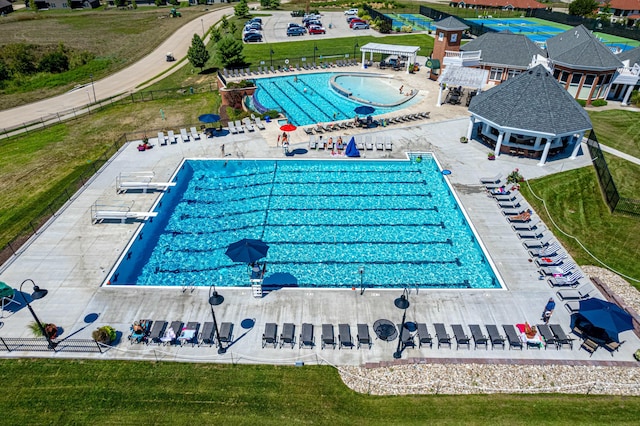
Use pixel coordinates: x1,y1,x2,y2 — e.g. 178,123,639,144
577,74,595,100
450,33,458,43
567,73,582,97
489,67,503,81
507,69,521,79
559,71,570,84
438,32,444,41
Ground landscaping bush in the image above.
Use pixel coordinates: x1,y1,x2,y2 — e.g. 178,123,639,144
591,99,608,107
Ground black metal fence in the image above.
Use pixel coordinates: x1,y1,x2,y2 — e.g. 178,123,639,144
529,9,640,42
419,5,497,37
586,130,640,216
0,337,107,353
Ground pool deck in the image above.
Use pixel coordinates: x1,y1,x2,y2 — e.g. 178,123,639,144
1,67,638,367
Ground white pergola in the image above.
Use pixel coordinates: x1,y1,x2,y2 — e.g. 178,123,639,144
358,43,420,74
436,66,488,106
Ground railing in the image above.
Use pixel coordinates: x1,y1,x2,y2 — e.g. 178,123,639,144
444,50,482,60
0,337,107,353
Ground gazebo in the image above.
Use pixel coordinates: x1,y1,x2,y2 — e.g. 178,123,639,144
467,65,592,165
357,43,420,73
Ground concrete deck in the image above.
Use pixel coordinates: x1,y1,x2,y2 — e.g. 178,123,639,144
1,68,637,366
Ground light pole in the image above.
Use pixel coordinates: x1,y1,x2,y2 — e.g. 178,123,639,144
270,49,274,68
201,18,205,36
89,74,96,103
353,42,359,60
313,44,318,64
393,288,410,359
18,279,57,350
208,283,226,354
359,266,365,295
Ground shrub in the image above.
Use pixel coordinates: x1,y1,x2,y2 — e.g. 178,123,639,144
576,99,587,107
591,99,608,107
92,325,117,344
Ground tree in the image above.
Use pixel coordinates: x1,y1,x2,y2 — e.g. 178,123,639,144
234,0,250,19
260,0,280,9
187,34,210,71
216,36,244,68
568,0,599,17
0,59,10,82
39,51,69,73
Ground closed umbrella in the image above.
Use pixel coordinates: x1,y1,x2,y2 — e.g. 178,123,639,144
345,136,360,157
354,105,375,115
225,239,270,264
578,298,634,342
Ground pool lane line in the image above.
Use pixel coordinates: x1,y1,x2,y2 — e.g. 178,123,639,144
268,80,316,125
162,238,454,250
260,162,278,241
282,79,337,122
291,77,350,122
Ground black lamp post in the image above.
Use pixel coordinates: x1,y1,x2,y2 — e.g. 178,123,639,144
208,284,226,354
353,42,359,60
359,266,365,295
18,279,56,350
393,288,410,359
313,44,318,64
270,49,274,67
89,74,96,103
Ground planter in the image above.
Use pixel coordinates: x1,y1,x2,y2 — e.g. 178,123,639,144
460,137,468,143
487,156,495,161
634,350,640,361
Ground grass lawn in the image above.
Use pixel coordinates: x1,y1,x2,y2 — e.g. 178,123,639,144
1,359,639,424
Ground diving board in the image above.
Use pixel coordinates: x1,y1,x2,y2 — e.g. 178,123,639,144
91,203,158,224
116,172,176,193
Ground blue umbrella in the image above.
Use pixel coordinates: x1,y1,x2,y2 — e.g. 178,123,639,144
578,298,633,342
354,105,375,115
345,136,360,157
225,238,269,263
199,114,221,123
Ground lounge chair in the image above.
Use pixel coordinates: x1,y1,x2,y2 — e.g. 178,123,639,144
451,324,471,350
321,324,335,349
255,117,266,130
485,324,505,349
375,137,384,151
357,324,372,349
549,324,574,349
529,242,561,257
512,220,542,231
304,127,314,135
148,320,167,344
180,128,190,142
469,324,489,349
517,226,548,239
365,136,373,150
536,324,557,349
218,322,233,349
564,300,581,313
502,324,523,350
434,323,451,348
499,200,524,209
385,137,393,151
300,323,315,349
398,324,415,349
178,322,200,346
279,323,295,348
167,130,177,144
502,207,529,216
534,253,568,267
128,319,151,344
162,321,183,345
494,193,520,203
549,271,584,287
540,262,576,276
580,338,599,356
158,132,167,146
556,286,593,300
309,135,318,150
506,210,532,222
416,323,432,348
199,322,215,347
228,122,238,134
604,340,624,355
234,120,245,133
338,324,354,349
262,323,278,348
356,137,365,151
190,127,201,140
523,234,554,249
242,117,255,132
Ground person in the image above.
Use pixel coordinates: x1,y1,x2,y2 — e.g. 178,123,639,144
221,144,225,156
354,114,359,126
326,136,333,150
132,321,144,334
277,134,281,146
303,87,307,93
399,85,404,94
294,76,298,83
337,136,343,151
543,297,556,324
333,112,337,120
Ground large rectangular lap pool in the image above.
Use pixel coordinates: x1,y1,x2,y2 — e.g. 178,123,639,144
107,157,502,289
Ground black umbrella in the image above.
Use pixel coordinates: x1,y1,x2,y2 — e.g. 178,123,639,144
199,114,221,123
354,105,375,115
578,298,633,342
225,239,269,264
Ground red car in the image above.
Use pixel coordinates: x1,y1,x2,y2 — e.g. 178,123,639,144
349,19,367,28
308,25,326,35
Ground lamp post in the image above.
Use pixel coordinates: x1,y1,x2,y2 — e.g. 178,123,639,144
393,288,410,359
359,266,365,295
201,18,205,36
313,44,318,64
208,283,226,354
18,279,56,350
353,42,359,60
270,49,274,68
89,74,96,103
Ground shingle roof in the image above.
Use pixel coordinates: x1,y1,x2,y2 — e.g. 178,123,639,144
603,0,640,11
546,25,622,70
619,46,640,67
460,30,547,68
433,17,469,31
453,0,546,8
468,65,592,135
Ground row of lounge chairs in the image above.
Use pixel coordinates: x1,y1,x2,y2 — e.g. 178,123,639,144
308,135,392,151
157,128,201,145
228,116,266,134
127,319,233,350
262,323,372,350
222,60,359,79
302,112,430,135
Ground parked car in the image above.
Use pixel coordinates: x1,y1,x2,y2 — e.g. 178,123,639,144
288,22,304,29
249,17,262,24
287,26,307,36
304,19,322,28
243,32,263,42
349,19,366,28
347,16,363,23
344,8,358,15
303,14,321,22
245,22,262,31
308,25,326,35
352,22,370,30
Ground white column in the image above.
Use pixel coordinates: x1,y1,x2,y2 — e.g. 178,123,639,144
466,116,475,140
437,84,444,107
622,85,634,105
538,138,553,166
361,52,366,69
570,132,585,159
533,136,542,149
494,131,504,156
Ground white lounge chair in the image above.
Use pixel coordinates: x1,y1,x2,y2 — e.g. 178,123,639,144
234,120,245,133
355,136,364,151
384,136,393,151
228,122,238,134
365,135,373,150
190,127,201,140
375,137,384,151
517,225,547,239
158,131,167,146
255,117,266,130
540,262,576,277
309,135,317,150
180,128,190,142
242,117,255,132
167,130,177,144
480,174,503,184
549,272,585,287
556,286,593,300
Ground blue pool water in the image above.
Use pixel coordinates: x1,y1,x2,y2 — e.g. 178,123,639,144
253,73,419,126
108,158,501,289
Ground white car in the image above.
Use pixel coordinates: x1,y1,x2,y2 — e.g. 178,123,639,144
344,8,358,15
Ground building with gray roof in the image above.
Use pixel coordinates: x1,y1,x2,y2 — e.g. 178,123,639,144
609,46,640,105
466,65,592,165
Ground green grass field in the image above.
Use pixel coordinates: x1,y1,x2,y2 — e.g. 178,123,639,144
1,359,639,425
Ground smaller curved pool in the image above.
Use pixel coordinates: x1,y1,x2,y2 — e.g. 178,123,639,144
331,74,414,107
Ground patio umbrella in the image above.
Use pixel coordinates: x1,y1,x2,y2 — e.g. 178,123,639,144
345,136,360,157
198,114,221,123
0,281,14,299
578,298,633,342
354,105,375,115
225,238,269,264
280,124,297,132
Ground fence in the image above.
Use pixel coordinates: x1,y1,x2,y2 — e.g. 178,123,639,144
586,130,640,216
0,337,107,353
418,5,497,37
529,9,640,42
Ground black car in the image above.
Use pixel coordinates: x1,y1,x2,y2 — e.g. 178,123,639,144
287,26,306,36
243,32,263,43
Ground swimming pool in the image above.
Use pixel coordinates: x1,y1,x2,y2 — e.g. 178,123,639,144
107,157,501,290
253,73,420,126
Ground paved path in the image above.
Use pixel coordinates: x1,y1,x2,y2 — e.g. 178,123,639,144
600,143,640,165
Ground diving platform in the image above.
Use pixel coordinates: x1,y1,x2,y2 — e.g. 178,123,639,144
116,171,176,194
91,203,158,224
